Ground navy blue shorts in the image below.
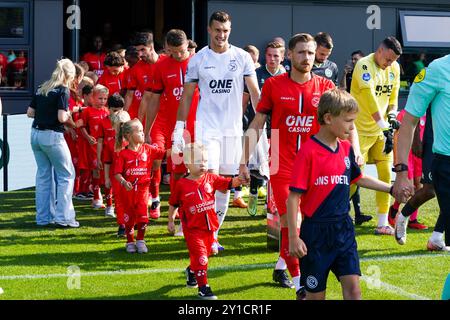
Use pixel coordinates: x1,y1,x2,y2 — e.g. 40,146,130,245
299,215,361,293
421,140,433,184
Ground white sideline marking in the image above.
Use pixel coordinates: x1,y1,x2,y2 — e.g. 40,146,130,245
360,276,431,300
0,252,447,300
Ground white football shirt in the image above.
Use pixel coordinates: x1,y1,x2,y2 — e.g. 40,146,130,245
185,45,256,137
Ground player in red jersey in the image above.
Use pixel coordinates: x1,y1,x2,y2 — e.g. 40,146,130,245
0,52,8,84
287,89,394,300
8,50,27,73
114,119,165,253
78,85,110,209
98,51,126,96
239,33,336,298
124,32,162,121
141,29,199,219
81,35,106,77
168,143,247,299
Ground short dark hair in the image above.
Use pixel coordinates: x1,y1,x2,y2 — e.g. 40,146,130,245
209,11,231,26
351,50,364,57
125,46,138,58
104,51,125,67
108,93,125,109
82,84,93,96
314,32,333,49
381,36,402,55
133,32,153,47
288,33,315,51
165,29,187,47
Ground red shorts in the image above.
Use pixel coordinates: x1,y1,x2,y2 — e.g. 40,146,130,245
121,183,150,226
270,174,290,216
64,132,79,168
76,137,90,170
184,228,214,271
408,153,422,180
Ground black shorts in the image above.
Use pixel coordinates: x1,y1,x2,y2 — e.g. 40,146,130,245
299,215,361,293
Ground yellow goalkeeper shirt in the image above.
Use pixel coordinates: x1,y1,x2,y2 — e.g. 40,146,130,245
350,53,400,136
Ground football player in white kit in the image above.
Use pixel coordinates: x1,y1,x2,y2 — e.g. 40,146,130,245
173,11,260,253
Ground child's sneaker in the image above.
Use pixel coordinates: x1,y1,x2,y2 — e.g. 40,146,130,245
105,206,115,218
375,225,395,236
92,199,105,209
136,240,148,254
185,267,198,288
232,197,248,208
125,242,137,253
149,201,161,219
73,192,92,201
211,241,224,255
117,225,126,238
198,285,217,300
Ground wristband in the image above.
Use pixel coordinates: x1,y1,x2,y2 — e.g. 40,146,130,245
392,163,408,173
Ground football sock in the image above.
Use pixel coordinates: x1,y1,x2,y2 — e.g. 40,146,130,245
215,190,230,230
150,168,161,199
280,227,300,278
136,223,147,241
292,276,301,292
401,202,417,217
105,187,113,207
275,256,287,270
377,213,388,228
194,269,208,287
126,226,135,243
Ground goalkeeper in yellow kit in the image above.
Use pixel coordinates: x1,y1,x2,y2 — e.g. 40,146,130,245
350,36,402,235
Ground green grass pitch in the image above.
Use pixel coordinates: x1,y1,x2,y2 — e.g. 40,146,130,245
0,185,448,300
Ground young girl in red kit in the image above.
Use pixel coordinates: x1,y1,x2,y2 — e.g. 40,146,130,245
114,119,165,253
168,143,247,299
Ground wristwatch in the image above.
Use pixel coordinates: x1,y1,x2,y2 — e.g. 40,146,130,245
392,163,408,173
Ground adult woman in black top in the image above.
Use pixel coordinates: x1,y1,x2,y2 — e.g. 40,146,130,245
27,58,79,227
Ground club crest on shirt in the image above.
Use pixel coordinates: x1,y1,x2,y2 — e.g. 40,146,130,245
362,73,371,81
228,60,237,72
414,69,426,83
311,96,320,108
306,276,318,289
141,152,147,162
204,182,213,193
325,68,333,78
389,72,395,81
344,156,351,169
189,206,196,214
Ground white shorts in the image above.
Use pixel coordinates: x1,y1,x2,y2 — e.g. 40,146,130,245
197,135,242,175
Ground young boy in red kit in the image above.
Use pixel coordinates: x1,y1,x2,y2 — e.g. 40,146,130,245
98,51,126,96
114,119,165,253
287,89,398,300
78,84,110,209
167,143,248,300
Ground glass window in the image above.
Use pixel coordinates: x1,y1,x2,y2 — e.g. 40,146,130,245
0,7,24,38
399,53,446,92
400,11,450,48
0,49,29,91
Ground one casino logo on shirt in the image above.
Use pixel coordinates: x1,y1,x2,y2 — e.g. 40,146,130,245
228,60,237,72
209,79,232,93
285,115,314,133
344,156,351,169
204,182,213,193
362,73,371,81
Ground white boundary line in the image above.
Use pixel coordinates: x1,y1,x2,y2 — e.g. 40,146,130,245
0,252,447,299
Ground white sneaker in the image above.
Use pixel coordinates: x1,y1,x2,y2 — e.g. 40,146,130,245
211,241,219,255
67,220,80,228
174,230,184,237
136,240,148,254
427,238,450,252
126,242,137,253
92,199,105,209
105,206,116,218
395,215,408,245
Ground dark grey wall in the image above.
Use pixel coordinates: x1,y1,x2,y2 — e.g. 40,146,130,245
208,0,450,107
2,0,63,115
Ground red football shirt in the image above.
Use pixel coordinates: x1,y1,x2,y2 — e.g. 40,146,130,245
114,144,165,185
256,73,335,178
9,56,27,72
0,53,8,77
126,56,166,119
81,52,106,77
290,137,362,220
98,70,125,96
80,106,110,139
169,173,232,231
151,56,199,129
